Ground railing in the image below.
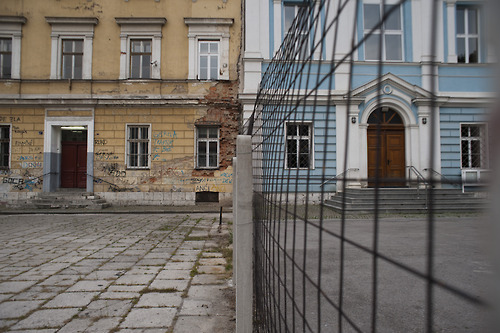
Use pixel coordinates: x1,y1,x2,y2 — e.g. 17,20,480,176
86,173,126,192
423,168,461,188
319,168,359,188
407,166,429,208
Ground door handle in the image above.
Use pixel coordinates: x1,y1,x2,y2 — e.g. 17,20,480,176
387,159,390,165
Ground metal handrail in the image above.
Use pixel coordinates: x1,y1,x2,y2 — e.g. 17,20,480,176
407,166,429,208
319,168,359,188
407,166,428,185
423,168,461,188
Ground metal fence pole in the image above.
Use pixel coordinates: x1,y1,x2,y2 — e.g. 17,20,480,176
235,135,253,333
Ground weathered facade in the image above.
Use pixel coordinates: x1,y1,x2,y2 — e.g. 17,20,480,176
0,0,241,205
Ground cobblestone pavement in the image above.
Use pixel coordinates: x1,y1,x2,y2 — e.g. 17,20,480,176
0,213,235,332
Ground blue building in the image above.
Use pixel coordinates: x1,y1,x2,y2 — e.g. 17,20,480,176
241,0,494,202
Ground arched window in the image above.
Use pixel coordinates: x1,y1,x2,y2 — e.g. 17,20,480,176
367,107,403,125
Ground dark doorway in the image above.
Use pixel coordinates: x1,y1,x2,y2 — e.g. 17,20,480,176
367,108,405,187
61,129,87,188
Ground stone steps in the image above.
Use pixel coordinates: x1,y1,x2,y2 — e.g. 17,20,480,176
324,188,488,214
32,191,111,210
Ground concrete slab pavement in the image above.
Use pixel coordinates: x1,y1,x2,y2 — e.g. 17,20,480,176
0,212,235,332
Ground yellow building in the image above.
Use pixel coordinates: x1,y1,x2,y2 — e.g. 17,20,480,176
0,0,241,206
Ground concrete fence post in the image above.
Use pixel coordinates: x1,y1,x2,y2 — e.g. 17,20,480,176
234,135,253,333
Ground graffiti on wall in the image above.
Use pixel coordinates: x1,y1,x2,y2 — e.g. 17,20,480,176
95,151,119,161
152,131,177,161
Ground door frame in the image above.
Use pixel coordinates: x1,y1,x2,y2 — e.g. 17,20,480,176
367,124,406,187
357,101,417,189
43,114,94,192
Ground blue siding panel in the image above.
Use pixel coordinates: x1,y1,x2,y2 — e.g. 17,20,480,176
440,107,489,183
438,66,494,92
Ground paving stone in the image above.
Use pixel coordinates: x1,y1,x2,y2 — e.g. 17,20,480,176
0,319,17,328
163,262,193,270
57,318,93,333
99,262,136,270
99,291,141,299
170,255,197,262
0,300,42,319
66,280,111,292
199,258,227,266
174,315,235,333
12,308,80,329
39,275,81,286
0,294,13,302
179,299,212,316
11,286,65,301
120,308,177,328
8,329,57,333
155,270,191,280
126,267,162,275
198,266,227,274
135,259,168,266
85,270,123,280
149,279,189,292
107,285,146,292
86,317,122,332
44,292,99,308
136,292,183,307
59,266,96,275
116,329,168,333
191,274,228,286
0,281,35,293
79,299,134,318
114,274,155,285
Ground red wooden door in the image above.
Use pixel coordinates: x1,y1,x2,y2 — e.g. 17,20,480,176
61,142,87,188
367,128,405,187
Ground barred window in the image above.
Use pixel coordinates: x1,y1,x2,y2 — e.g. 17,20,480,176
127,125,150,168
197,126,219,168
286,123,313,169
461,124,487,169
0,125,10,169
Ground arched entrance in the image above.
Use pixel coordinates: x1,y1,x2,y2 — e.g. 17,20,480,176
367,108,405,187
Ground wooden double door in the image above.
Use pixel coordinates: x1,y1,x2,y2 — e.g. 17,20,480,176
367,126,405,187
61,142,87,188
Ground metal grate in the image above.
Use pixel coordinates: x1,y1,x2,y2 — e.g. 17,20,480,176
244,0,492,332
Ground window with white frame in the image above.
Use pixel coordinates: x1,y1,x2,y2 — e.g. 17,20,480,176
130,39,152,79
196,126,219,168
461,124,488,169
456,6,480,63
0,38,12,79
363,2,403,61
185,18,233,81
0,125,9,169
46,17,97,80
127,125,150,169
115,18,166,80
285,122,313,169
61,39,83,79
198,41,219,80
0,16,26,79
283,4,310,60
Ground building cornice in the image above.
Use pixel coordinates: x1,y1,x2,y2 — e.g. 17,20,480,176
115,17,167,26
45,17,98,25
0,16,27,24
184,18,234,26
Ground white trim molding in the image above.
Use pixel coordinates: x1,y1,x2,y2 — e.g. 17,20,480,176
115,17,167,80
184,18,234,80
46,17,98,80
0,16,27,79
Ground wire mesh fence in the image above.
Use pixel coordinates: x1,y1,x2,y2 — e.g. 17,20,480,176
244,0,493,331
